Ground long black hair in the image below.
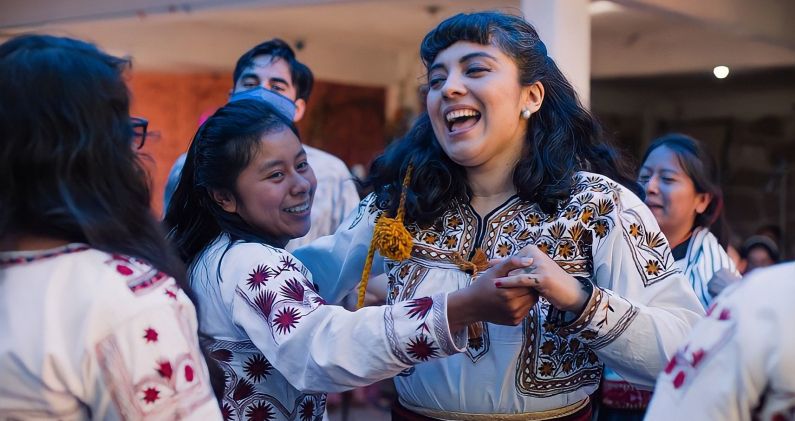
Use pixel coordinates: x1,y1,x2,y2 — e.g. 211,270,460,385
641,133,728,245
0,34,186,284
165,99,298,265
368,11,640,225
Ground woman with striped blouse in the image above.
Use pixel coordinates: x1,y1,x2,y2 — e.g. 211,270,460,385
598,133,739,420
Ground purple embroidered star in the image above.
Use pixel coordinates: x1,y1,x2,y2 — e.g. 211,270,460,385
247,265,273,291
406,335,439,361
245,401,275,421
273,307,302,335
243,353,273,382
299,399,316,421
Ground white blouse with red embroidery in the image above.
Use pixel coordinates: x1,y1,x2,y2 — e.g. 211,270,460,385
189,234,466,421
0,244,222,420
646,262,795,421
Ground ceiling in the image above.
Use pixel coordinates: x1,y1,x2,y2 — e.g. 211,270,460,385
1,0,794,82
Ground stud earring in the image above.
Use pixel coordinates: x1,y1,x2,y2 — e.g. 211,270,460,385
521,109,532,119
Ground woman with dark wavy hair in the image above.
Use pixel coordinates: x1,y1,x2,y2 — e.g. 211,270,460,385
295,11,704,420
0,35,221,419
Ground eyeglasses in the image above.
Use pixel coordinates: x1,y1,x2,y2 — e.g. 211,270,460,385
131,117,148,149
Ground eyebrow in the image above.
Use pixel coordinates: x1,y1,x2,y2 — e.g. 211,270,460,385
640,166,681,176
258,148,307,172
268,77,291,87
429,51,498,72
239,72,260,83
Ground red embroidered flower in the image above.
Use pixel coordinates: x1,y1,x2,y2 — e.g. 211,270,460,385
247,265,272,291
246,401,275,421
117,264,134,276
142,387,160,404
273,307,302,335
243,354,273,382
143,327,158,343
299,399,316,421
280,278,306,302
406,335,439,362
405,297,433,320
232,379,255,401
184,365,194,382
156,361,173,379
165,289,178,300
254,290,278,319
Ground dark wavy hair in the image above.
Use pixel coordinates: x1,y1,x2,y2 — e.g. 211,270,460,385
367,11,640,224
641,133,727,242
0,34,186,284
165,99,298,264
232,38,314,101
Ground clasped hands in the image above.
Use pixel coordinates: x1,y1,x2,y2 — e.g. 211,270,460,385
447,245,591,332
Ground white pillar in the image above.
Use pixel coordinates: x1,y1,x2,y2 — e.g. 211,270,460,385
520,0,591,106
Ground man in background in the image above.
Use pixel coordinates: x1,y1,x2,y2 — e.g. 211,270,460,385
164,38,360,250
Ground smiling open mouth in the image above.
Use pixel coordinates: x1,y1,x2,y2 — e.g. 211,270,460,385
284,202,310,214
445,109,481,132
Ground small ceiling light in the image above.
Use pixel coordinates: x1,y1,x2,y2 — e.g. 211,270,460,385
713,65,730,79
589,1,624,15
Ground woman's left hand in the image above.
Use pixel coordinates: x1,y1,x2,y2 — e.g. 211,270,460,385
502,244,591,314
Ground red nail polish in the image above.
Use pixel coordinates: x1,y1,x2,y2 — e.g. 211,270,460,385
495,281,502,287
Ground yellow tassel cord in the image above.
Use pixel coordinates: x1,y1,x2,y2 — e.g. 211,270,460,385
357,165,415,309
451,249,490,344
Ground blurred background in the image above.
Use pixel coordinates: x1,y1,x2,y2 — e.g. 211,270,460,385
2,0,793,257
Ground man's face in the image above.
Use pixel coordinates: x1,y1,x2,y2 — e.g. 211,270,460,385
233,55,305,121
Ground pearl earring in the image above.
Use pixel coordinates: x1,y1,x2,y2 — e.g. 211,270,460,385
521,109,532,119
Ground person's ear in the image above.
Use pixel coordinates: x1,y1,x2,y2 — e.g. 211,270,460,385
210,189,237,214
522,81,545,115
695,192,712,214
293,98,307,122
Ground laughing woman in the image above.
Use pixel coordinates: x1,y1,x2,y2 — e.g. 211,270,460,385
165,98,541,421
294,11,705,420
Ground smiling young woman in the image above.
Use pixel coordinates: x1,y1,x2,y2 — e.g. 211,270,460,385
294,11,705,421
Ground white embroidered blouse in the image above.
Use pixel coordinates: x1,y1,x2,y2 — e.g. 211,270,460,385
295,171,705,414
189,234,466,421
0,244,221,420
646,262,795,421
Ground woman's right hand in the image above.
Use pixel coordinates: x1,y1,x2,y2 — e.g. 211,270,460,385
447,256,539,332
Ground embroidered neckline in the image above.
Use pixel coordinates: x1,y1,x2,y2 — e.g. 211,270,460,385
0,243,90,267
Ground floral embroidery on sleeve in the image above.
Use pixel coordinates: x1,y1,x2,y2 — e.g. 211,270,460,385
235,251,324,343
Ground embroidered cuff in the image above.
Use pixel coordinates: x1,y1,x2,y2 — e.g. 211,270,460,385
554,281,602,337
554,287,639,350
431,292,468,354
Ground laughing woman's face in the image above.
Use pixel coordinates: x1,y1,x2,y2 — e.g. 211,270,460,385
425,41,536,173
